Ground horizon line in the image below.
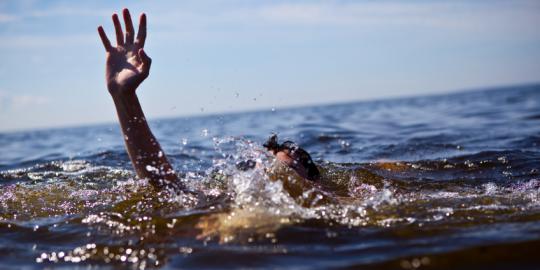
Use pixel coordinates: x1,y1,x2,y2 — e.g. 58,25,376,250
1,81,538,135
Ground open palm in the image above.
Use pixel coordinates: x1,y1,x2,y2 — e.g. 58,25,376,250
98,9,151,95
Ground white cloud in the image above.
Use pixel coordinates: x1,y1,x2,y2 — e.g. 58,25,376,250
11,95,50,108
249,1,540,35
0,90,51,111
0,91,8,109
2,1,539,49
109,0,530,49
0,34,94,49
1,4,109,21
27,6,110,18
0,13,17,23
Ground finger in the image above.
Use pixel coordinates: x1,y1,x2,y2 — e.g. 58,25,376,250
123,8,135,45
97,26,112,51
112,13,124,46
138,48,151,74
135,13,147,48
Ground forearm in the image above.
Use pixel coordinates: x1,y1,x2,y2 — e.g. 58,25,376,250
112,92,180,189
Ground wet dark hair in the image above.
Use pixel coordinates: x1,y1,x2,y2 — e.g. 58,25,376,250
263,134,320,181
263,134,280,152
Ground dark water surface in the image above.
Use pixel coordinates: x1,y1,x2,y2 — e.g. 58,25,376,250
1,85,540,269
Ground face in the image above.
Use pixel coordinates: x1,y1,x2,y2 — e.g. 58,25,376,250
274,149,294,166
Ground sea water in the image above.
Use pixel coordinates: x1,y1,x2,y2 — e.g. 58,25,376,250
1,84,539,269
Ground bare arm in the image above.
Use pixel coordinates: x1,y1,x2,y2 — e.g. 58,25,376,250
97,9,179,189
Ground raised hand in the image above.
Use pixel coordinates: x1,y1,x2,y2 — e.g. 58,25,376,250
98,9,150,96
96,9,180,190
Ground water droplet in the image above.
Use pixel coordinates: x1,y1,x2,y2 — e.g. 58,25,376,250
340,140,351,149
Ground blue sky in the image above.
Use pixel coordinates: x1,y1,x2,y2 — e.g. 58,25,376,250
0,0,539,132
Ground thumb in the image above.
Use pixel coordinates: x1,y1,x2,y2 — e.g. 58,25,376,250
138,48,152,71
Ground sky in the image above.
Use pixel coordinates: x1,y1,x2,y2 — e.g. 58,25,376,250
0,0,539,132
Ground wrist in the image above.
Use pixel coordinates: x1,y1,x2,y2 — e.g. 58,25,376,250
109,85,137,100
111,91,137,106
111,91,146,123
